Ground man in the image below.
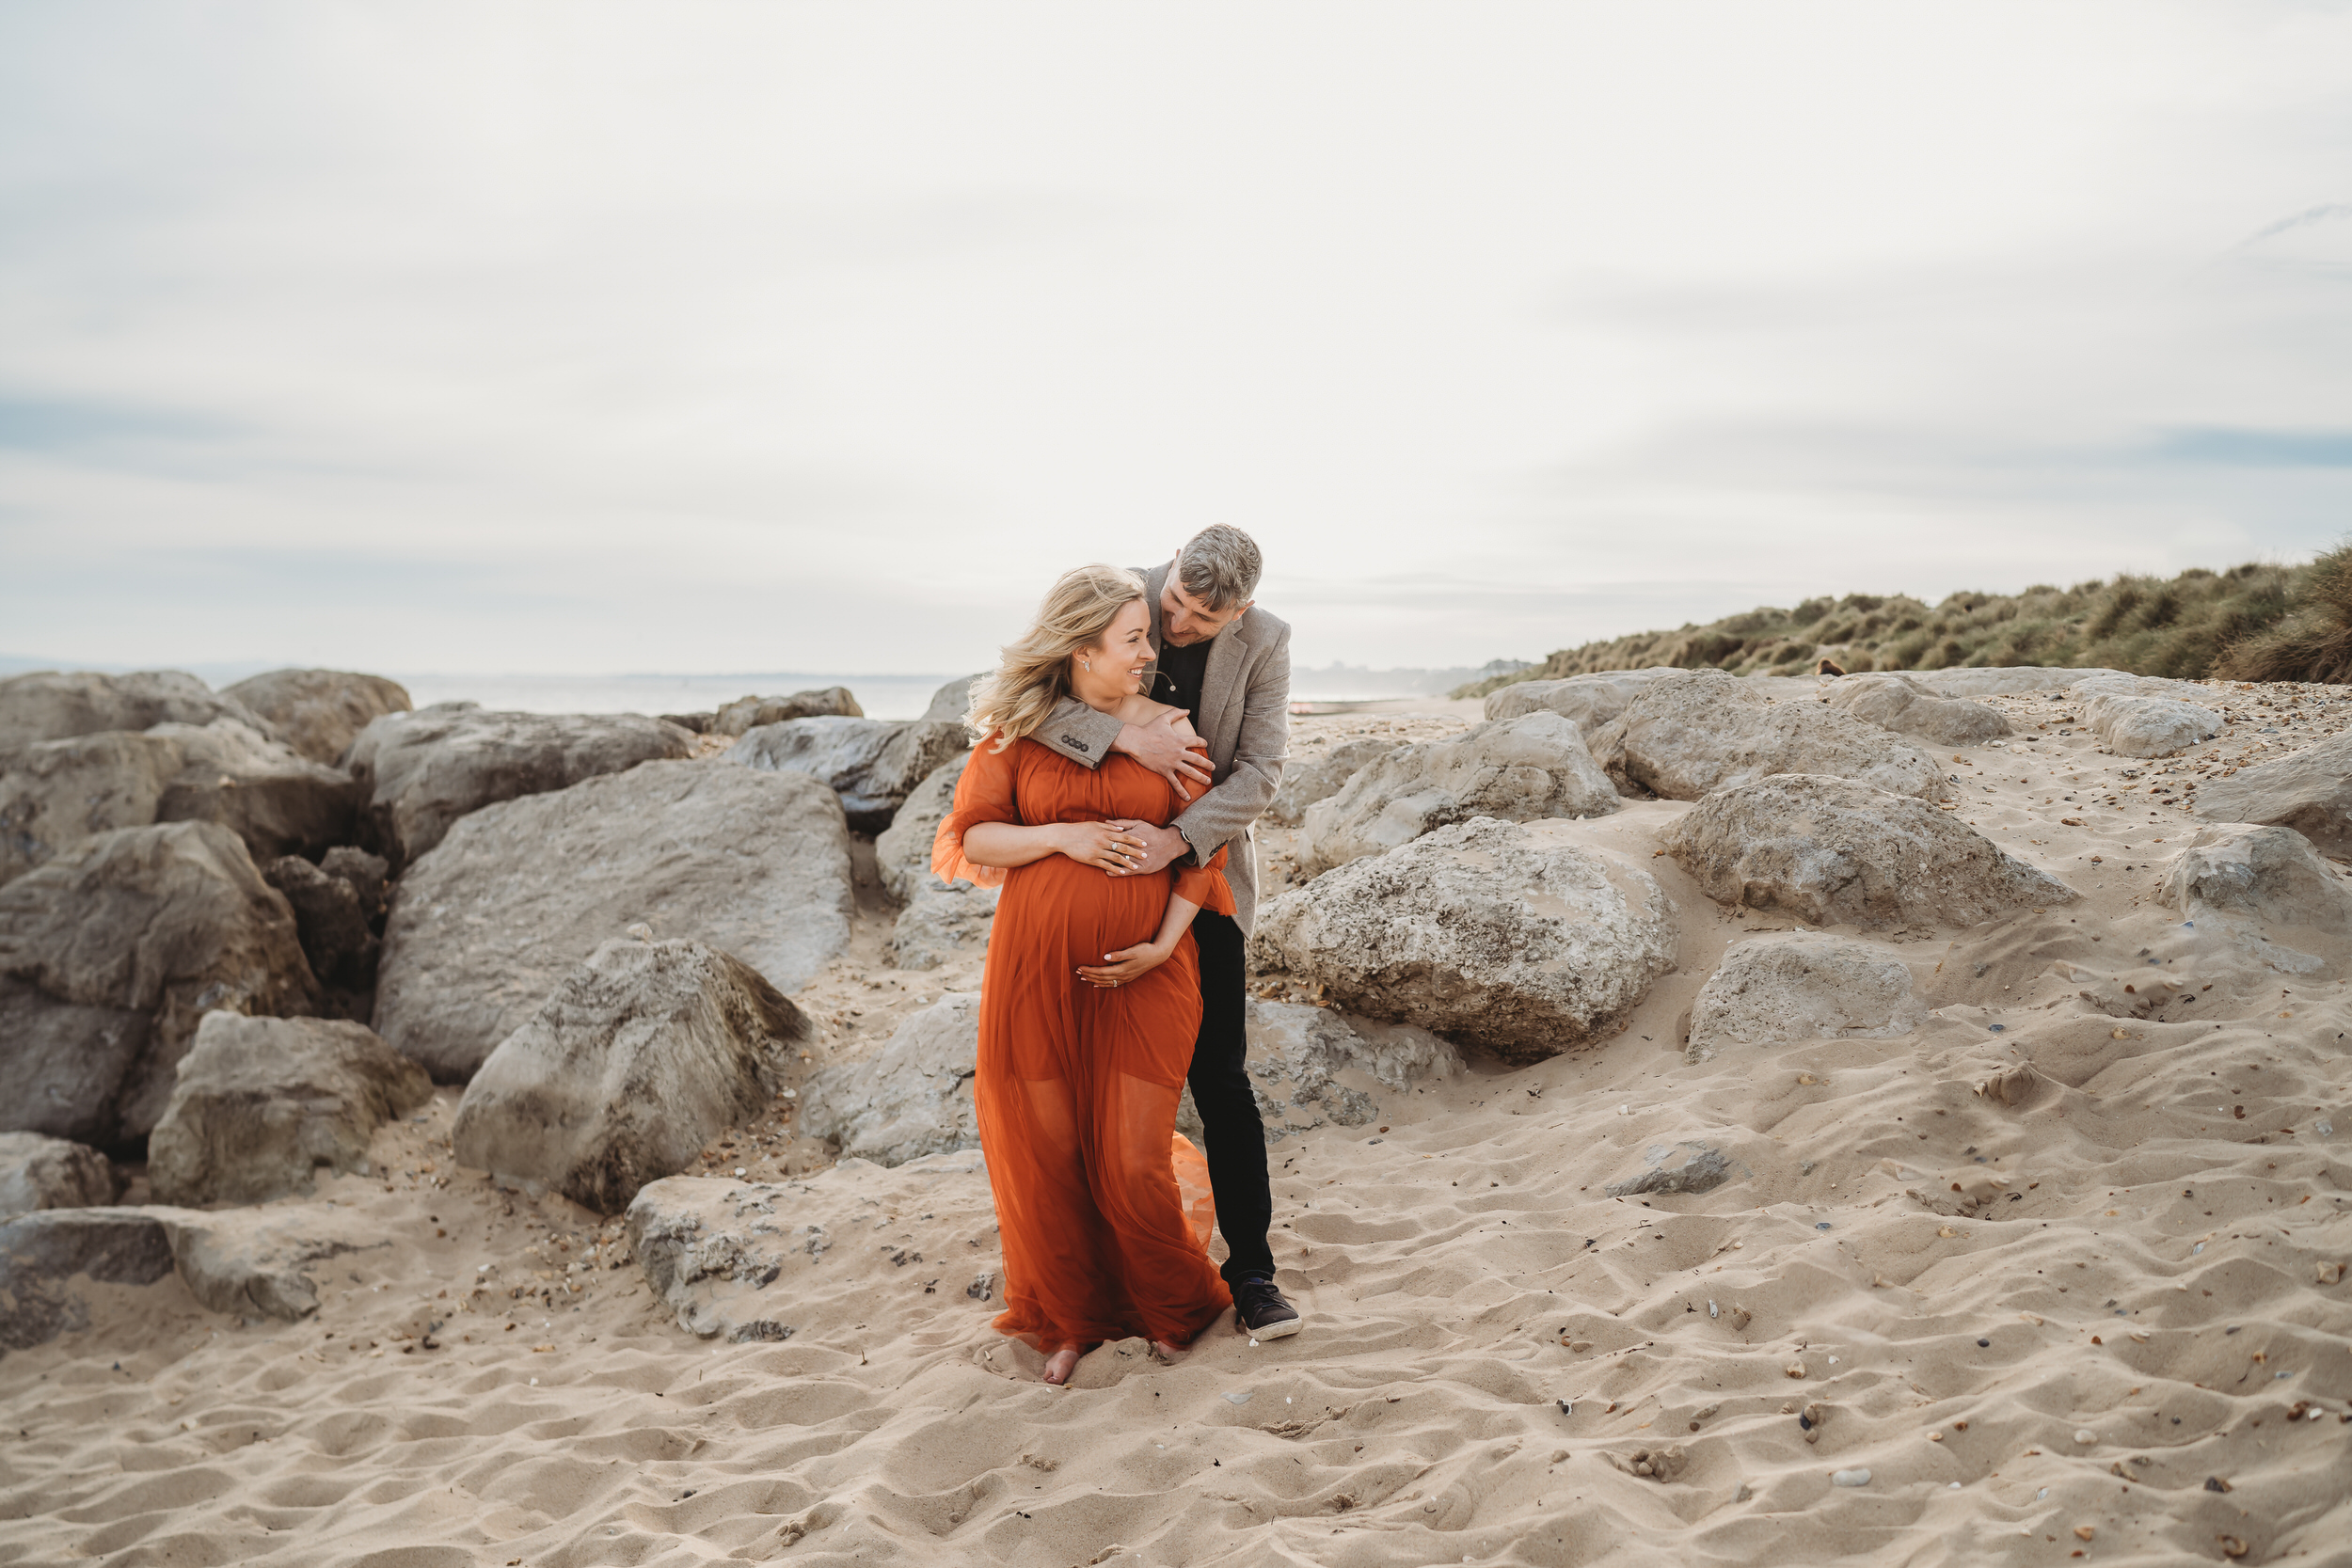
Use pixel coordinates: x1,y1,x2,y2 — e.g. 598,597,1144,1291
1033,524,1301,1339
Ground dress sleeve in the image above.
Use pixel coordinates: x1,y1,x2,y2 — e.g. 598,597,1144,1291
931,736,1022,890
1172,839,1235,917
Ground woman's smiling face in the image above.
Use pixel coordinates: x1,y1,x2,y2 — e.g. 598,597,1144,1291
1075,597,1152,698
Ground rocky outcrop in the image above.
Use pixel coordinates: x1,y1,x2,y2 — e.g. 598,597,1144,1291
1183,1002,1462,1144
799,993,978,1166
1820,673,2012,748
453,940,808,1214
2090,697,2222,759
0,1132,120,1216
1665,774,2074,930
1483,667,1682,733
1604,1142,1739,1197
1684,933,1928,1063
1265,738,1400,828
2194,732,2352,857
221,669,412,765
2160,824,2352,932
726,717,969,833
0,720,358,887
0,670,274,750
0,1206,178,1349
709,687,863,738
0,822,318,1147
376,762,850,1082
1248,816,1678,1064
1588,670,1944,801
343,704,697,868
1295,713,1618,878
1909,667,2120,699
147,1014,431,1207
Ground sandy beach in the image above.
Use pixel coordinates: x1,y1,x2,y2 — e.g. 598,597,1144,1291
4,681,2349,1568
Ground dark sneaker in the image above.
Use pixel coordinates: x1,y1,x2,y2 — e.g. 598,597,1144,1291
1232,1275,1302,1339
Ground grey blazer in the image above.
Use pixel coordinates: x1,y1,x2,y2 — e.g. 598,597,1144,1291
1034,562,1291,935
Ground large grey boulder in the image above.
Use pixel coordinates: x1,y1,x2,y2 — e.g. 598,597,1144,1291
875,754,967,903
376,761,850,1082
453,939,808,1214
0,821,318,1147
0,1132,120,1216
1483,668,1682,733
0,1206,178,1349
221,669,412,766
1665,774,2075,930
2195,732,2352,857
2159,824,2352,933
920,673,988,726
1684,933,1928,1063
1248,816,1679,1065
1266,737,1400,831
1820,673,2012,748
872,753,996,970
147,1013,431,1207
1296,712,1618,877
726,716,969,832
799,993,979,1166
709,686,863,738
157,1203,370,1321
343,703,697,869
0,720,358,887
1184,1001,1462,1144
1589,670,1944,802
2070,676,2222,759
0,669,274,750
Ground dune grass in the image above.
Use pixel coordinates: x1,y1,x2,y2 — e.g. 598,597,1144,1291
1459,546,2352,698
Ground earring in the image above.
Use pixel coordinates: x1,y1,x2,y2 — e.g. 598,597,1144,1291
1080,657,1091,671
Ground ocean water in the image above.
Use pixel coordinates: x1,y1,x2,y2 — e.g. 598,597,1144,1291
394,673,965,723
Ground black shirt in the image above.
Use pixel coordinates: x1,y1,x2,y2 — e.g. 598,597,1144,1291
1152,636,1213,737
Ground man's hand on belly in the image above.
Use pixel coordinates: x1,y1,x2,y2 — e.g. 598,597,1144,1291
1100,819,1187,876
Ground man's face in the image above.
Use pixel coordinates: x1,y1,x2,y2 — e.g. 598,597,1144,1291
1160,563,1252,648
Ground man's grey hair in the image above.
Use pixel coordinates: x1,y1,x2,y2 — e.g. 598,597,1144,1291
1173,524,1263,611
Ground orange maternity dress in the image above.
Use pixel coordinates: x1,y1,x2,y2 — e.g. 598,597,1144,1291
932,731,1236,1353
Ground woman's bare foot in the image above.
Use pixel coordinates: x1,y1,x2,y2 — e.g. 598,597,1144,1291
1041,1347,1081,1385
1151,1338,1187,1362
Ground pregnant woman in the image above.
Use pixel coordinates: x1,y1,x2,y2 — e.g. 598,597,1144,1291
932,563,1235,1385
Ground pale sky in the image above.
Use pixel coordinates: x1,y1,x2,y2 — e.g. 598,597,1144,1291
4,2,2349,677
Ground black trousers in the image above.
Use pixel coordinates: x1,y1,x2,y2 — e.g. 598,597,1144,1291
1187,911,1274,1284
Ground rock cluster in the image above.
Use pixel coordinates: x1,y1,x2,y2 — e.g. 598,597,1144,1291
1666,774,2074,930
1588,670,1943,801
1250,816,1678,1064
1482,668,1682,734
709,687,863,737
0,669,276,749
1264,737,1401,827
1295,712,1617,877
375,761,850,1082
0,1132,120,1217
454,939,809,1213
221,669,413,765
0,821,318,1147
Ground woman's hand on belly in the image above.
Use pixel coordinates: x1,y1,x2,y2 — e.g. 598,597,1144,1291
1100,817,1188,877
1052,820,1151,874
1075,936,1177,989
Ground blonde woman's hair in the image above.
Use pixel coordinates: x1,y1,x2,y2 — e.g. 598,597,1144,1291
969,564,1148,752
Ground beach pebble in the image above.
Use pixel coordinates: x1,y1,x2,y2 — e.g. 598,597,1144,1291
1222,1389,1252,1405
1831,1468,1871,1487
2074,1429,2096,1445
